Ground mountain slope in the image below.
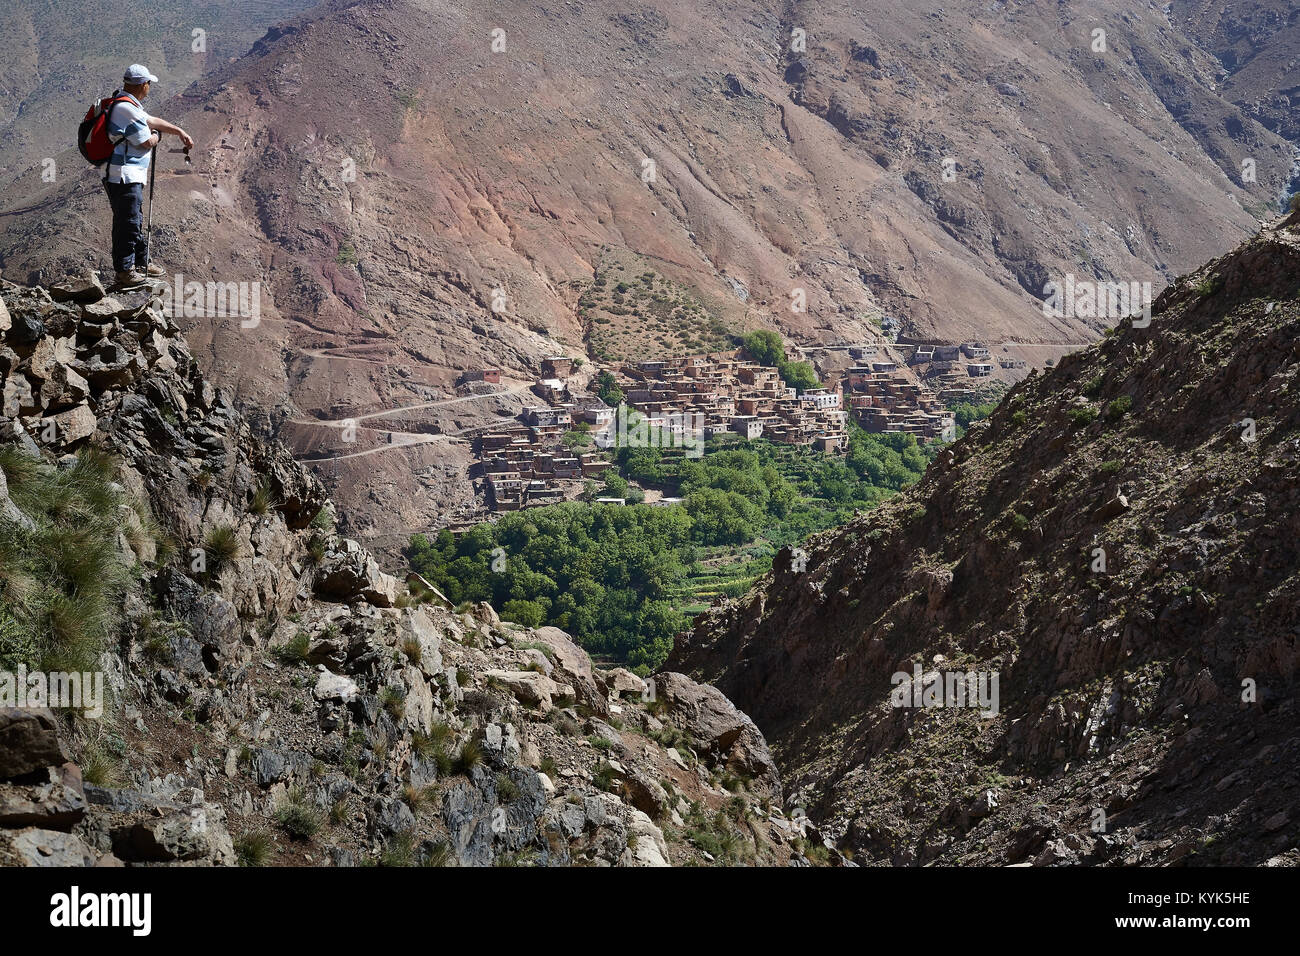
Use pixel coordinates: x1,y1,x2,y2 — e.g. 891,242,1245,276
1,0,1296,544
668,213,1300,865
0,0,318,186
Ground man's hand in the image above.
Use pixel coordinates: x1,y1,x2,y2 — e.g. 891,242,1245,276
147,117,193,148
147,132,161,149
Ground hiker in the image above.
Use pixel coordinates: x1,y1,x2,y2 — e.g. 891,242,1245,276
101,64,194,286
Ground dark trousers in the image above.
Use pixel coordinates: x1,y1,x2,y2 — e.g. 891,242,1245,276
102,180,147,272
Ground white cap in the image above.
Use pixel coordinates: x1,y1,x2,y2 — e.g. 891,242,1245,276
124,63,159,85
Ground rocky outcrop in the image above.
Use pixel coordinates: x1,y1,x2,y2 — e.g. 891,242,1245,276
653,672,782,802
0,709,98,866
0,275,801,867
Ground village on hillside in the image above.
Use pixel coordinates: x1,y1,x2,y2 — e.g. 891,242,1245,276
467,341,1012,512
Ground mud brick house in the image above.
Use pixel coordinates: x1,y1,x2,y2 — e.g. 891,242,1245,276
541,356,575,378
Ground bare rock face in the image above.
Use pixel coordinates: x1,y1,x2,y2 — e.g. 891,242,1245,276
528,626,606,715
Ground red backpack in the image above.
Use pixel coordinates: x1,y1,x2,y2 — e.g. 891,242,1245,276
77,92,133,165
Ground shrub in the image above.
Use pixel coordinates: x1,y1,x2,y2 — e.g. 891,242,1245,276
306,534,328,565
204,524,241,574
1105,395,1133,420
1066,406,1098,427
455,739,483,774
274,790,322,840
329,796,351,826
249,477,278,516
80,743,124,788
1192,275,1221,296
400,635,422,664
402,784,434,813
0,447,133,672
379,832,417,867
235,830,273,867
496,773,520,802
309,505,336,533
1010,410,1028,427
422,840,452,867
272,630,311,664
378,685,406,721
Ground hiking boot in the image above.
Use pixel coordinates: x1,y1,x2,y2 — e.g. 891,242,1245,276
144,262,166,277
114,269,147,287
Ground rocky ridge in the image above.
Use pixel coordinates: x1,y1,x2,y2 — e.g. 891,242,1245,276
669,215,1300,867
0,274,820,867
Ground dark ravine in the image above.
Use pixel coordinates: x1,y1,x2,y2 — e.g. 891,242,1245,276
668,215,1300,866
0,276,822,867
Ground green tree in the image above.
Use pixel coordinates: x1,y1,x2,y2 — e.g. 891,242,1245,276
777,359,819,391
741,329,785,366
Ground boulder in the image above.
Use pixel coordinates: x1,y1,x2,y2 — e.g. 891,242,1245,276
2,373,37,418
397,607,443,679
529,626,606,713
654,672,782,800
484,669,570,712
315,539,399,607
0,420,41,458
313,670,359,703
49,274,105,305
8,312,44,345
80,297,126,322
621,809,670,867
400,664,434,732
39,363,90,411
0,827,97,866
615,766,669,819
116,805,236,863
0,762,87,829
1092,495,1130,523
75,342,147,389
602,667,646,698
0,708,67,779
40,403,97,445
470,602,500,628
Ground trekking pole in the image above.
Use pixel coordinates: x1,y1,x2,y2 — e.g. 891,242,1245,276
143,142,157,273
